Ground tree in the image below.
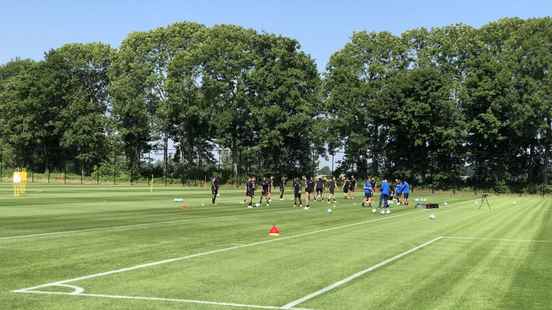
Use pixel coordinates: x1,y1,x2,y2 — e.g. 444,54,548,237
42,43,114,181
169,26,322,179
110,22,206,183
324,31,407,177
0,59,63,172
383,67,466,188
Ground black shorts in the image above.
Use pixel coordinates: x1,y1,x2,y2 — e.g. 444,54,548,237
294,192,301,198
316,188,323,194
403,193,409,199
262,191,269,196
343,188,348,193
329,188,335,194
246,191,254,197
364,192,373,198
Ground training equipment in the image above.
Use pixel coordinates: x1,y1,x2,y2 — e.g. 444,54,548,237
429,214,436,220
327,208,333,213
444,202,448,206
425,203,439,209
372,208,377,213
173,198,183,202
13,169,28,197
255,203,260,208
478,193,491,210
268,225,280,236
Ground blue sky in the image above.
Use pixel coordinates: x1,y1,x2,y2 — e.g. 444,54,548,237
1,0,551,71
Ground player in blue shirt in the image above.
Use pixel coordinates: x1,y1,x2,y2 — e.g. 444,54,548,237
380,179,391,214
395,179,403,205
402,179,410,206
362,179,374,210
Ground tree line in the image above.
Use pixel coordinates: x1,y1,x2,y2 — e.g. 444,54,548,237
1,17,552,192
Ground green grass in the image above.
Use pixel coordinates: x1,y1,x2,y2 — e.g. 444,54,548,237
1,184,551,310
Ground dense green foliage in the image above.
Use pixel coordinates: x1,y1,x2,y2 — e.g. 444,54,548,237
2,17,552,190
325,18,552,190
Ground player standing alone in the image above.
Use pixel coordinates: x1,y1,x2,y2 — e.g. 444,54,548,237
305,176,314,209
380,178,391,214
342,176,350,199
293,178,302,208
402,179,410,206
349,176,357,199
327,176,337,204
259,177,271,207
279,176,287,200
211,176,220,205
245,176,256,208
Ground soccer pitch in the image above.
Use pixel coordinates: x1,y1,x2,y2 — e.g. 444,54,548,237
1,185,551,310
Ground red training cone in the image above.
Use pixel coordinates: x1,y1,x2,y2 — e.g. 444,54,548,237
268,225,280,236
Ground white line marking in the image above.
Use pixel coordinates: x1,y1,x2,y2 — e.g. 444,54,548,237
51,284,85,295
0,219,199,241
14,212,415,292
15,291,313,310
2,197,478,241
281,236,444,309
443,236,552,243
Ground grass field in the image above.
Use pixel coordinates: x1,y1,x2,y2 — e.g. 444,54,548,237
1,184,551,310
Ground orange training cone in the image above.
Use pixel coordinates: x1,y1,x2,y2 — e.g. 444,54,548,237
269,225,280,236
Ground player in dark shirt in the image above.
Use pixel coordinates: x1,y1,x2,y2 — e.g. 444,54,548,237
349,176,357,199
268,176,274,203
279,176,287,200
327,176,336,204
259,177,271,207
293,178,302,208
211,176,220,205
305,176,315,208
315,177,324,201
245,176,256,208
342,176,350,199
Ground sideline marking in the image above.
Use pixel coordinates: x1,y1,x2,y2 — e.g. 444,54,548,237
0,218,201,241
14,212,415,293
0,206,302,241
281,236,444,309
443,236,552,243
14,291,313,310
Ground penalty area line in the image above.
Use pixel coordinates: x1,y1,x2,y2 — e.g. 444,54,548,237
14,290,313,310
281,236,444,309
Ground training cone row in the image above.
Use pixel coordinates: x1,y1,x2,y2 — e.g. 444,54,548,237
268,225,280,236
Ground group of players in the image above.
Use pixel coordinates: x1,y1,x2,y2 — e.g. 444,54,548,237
209,175,410,214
